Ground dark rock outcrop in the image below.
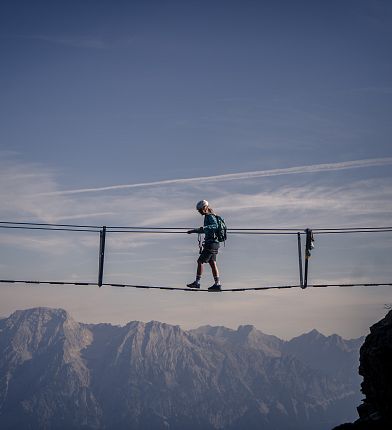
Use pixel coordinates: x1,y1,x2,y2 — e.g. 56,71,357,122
333,310,392,429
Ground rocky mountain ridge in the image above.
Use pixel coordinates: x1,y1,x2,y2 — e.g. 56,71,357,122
0,308,363,430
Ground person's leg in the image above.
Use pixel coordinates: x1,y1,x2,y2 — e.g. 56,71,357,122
197,261,203,278
209,260,220,285
187,261,204,288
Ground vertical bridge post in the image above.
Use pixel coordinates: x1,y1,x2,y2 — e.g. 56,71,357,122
297,232,304,288
303,228,313,289
98,226,106,287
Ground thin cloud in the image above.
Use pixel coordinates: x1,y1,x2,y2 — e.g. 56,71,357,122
348,86,392,95
53,212,116,222
3,157,392,229
31,35,107,49
2,34,135,50
40,157,392,196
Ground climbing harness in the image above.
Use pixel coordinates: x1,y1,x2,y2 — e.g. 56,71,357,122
198,233,203,254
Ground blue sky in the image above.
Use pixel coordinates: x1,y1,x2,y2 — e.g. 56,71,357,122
1,0,392,338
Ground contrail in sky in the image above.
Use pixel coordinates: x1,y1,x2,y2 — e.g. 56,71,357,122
41,157,392,196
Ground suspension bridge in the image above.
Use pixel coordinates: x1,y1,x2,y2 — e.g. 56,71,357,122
1,221,391,292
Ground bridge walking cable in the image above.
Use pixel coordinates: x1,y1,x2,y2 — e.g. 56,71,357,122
0,221,392,292
1,279,392,292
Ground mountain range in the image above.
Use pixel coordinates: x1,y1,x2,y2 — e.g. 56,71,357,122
0,307,363,430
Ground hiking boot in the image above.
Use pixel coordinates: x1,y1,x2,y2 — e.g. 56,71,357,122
187,281,200,289
208,284,222,292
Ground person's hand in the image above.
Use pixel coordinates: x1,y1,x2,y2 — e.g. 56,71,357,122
187,228,203,234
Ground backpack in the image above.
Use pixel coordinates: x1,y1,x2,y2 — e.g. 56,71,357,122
214,215,227,243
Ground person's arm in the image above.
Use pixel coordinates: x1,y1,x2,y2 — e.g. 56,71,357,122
202,214,218,233
187,227,203,234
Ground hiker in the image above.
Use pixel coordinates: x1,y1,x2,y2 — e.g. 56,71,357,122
187,200,222,291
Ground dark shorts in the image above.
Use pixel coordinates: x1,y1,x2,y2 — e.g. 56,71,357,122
198,242,220,264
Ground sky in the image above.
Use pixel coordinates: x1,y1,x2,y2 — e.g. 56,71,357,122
0,0,392,339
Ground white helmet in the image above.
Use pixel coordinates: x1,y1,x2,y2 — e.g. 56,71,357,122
196,200,208,210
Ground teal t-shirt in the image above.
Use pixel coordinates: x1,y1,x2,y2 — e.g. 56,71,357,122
203,214,219,244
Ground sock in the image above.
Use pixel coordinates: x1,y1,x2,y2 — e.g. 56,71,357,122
196,275,201,284
214,276,220,285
